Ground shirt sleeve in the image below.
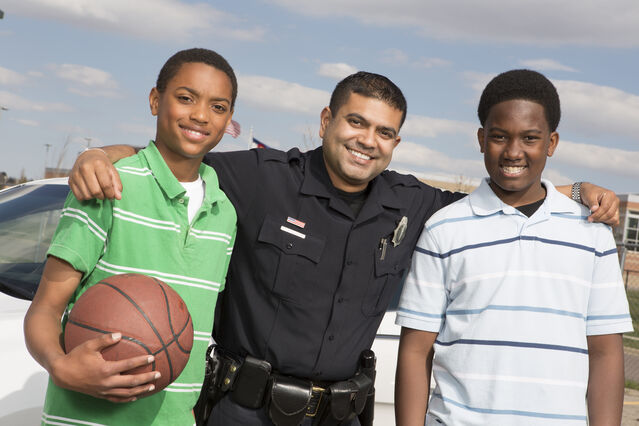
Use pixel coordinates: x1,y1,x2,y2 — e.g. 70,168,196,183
203,150,259,221
218,227,236,293
47,191,113,276
395,223,448,332
586,225,634,336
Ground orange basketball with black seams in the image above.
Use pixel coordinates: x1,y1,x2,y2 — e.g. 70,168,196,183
64,273,194,396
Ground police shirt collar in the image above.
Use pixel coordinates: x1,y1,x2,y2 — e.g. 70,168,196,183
469,178,581,217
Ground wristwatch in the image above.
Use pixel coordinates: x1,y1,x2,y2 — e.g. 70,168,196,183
571,182,583,204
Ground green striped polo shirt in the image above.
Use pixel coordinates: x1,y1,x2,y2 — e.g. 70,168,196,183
42,141,236,426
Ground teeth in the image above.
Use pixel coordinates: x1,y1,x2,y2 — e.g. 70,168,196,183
503,166,525,174
185,128,206,137
348,148,371,160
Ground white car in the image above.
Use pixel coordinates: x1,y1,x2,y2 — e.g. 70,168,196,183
0,178,68,425
0,178,403,426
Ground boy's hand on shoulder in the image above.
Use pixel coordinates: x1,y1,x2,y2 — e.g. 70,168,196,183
69,148,123,201
50,332,160,403
580,182,620,226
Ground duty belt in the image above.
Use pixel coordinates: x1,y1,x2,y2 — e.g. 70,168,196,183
206,346,376,426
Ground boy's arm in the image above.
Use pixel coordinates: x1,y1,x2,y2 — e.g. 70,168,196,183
395,327,438,426
586,333,624,425
24,256,159,403
68,145,138,201
555,183,619,226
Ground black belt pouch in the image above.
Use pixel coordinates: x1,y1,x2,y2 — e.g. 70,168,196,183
231,355,272,409
267,375,312,426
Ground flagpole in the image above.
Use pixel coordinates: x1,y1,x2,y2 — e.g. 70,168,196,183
248,126,254,150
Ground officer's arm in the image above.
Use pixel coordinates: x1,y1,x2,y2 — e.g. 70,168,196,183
395,327,437,426
69,145,138,201
555,183,619,226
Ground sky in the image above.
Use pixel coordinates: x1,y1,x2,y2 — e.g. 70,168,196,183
1,0,638,193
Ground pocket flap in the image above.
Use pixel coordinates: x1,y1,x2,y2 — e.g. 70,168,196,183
257,215,325,263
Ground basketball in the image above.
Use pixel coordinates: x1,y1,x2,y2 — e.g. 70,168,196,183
64,273,194,396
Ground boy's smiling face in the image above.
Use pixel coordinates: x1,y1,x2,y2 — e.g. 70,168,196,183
478,99,558,207
150,62,233,172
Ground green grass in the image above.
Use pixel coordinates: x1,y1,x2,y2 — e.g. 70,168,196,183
626,379,639,391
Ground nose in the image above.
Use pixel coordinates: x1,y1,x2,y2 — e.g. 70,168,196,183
356,128,376,150
190,101,208,124
504,139,523,159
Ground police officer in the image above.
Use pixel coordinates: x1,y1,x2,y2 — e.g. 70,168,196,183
69,72,619,426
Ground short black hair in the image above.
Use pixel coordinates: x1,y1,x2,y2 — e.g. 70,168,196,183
329,71,407,128
156,48,238,108
477,69,560,131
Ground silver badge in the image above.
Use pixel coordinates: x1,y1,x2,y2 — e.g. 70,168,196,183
391,216,408,247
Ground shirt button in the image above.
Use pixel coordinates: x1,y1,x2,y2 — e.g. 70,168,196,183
337,297,344,303
286,242,293,249
328,335,334,341
178,198,185,204
346,260,353,265
313,371,322,377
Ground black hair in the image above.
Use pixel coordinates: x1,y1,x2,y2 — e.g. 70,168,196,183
477,69,561,131
156,48,238,108
329,71,407,128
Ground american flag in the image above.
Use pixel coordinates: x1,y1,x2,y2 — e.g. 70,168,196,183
224,120,241,138
251,137,269,149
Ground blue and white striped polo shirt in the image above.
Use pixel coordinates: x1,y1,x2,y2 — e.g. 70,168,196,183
396,178,632,425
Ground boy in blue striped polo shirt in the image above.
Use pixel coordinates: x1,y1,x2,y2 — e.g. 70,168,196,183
24,48,237,425
395,69,632,425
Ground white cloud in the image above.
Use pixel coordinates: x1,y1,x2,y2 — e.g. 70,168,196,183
0,90,73,112
270,0,639,47
5,0,265,42
0,66,28,85
415,58,452,69
14,118,40,127
49,64,119,98
555,80,639,141
391,141,485,177
382,49,450,69
238,75,330,115
318,63,358,80
518,59,577,72
553,139,639,178
382,48,410,65
541,168,573,186
401,114,476,139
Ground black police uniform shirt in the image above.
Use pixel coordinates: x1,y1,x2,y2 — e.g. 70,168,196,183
204,147,462,381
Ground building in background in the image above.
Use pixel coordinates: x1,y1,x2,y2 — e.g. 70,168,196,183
616,194,639,289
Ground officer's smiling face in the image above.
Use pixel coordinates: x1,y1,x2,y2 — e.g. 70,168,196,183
319,93,402,193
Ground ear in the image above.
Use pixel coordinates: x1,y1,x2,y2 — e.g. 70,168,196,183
477,128,485,153
319,106,332,139
149,88,160,116
393,135,401,148
546,131,559,157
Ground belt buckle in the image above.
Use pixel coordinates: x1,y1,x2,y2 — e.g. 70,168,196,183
306,385,325,417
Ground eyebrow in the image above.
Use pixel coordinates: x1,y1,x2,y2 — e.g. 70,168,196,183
177,86,230,104
345,113,398,138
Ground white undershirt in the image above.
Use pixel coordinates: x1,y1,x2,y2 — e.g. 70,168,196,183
179,176,205,223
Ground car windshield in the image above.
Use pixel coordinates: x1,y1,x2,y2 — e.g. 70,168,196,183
0,183,68,300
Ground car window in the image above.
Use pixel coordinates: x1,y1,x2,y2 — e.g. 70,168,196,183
0,184,69,300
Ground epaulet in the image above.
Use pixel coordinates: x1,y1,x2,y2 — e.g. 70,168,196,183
256,147,302,163
380,169,422,188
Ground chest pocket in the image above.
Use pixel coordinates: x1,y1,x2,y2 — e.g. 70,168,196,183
362,242,411,317
257,214,325,304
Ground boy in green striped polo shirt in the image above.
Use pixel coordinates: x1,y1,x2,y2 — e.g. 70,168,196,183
24,48,238,425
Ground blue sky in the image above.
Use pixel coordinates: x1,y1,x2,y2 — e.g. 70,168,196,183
1,0,638,193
